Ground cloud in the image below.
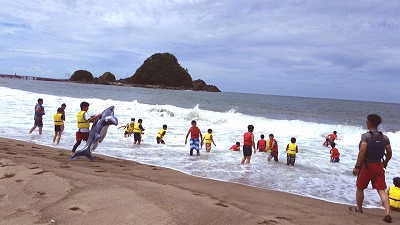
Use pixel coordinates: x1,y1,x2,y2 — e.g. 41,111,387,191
1,0,400,103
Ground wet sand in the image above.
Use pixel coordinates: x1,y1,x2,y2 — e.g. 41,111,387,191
0,137,396,225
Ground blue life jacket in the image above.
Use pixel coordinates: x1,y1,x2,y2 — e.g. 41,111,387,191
34,103,44,117
365,131,385,162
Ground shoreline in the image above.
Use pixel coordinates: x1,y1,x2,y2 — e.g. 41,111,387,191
0,137,396,225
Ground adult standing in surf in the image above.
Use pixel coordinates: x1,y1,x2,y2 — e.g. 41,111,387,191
29,98,45,135
352,114,392,223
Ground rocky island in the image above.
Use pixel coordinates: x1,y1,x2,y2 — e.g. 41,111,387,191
69,53,221,92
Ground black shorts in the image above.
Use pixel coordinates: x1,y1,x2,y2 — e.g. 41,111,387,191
54,125,62,132
243,145,252,156
134,133,141,142
156,137,165,144
34,116,43,127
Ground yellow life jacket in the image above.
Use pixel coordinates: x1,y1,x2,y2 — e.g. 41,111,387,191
157,129,166,138
287,143,297,155
389,186,400,209
125,123,134,133
77,110,89,129
133,123,141,133
204,133,212,144
53,113,64,126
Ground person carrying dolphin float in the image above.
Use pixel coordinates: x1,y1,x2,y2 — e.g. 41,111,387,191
70,102,101,156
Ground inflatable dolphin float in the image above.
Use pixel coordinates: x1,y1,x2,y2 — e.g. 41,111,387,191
70,106,118,160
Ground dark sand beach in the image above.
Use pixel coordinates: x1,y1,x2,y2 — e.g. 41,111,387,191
0,137,397,225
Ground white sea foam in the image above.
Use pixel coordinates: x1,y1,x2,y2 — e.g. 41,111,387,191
1,86,399,208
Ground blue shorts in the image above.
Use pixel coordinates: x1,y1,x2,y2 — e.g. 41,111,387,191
331,158,340,163
190,138,200,150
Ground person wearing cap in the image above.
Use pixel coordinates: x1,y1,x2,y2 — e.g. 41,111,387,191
29,98,45,134
70,101,101,155
118,118,135,137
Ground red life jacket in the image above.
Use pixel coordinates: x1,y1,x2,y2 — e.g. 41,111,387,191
258,140,266,151
243,132,252,146
190,127,200,139
329,133,337,141
331,148,340,159
230,145,239,151
269,139,278,151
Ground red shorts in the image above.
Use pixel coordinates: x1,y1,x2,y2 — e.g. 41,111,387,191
76,131,89,142
356,162,387,190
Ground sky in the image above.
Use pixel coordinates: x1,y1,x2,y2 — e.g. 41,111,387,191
1,0,400,103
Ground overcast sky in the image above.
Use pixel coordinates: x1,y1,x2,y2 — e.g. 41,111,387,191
1,1,399,103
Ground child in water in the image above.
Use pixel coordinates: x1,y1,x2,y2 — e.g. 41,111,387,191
267,134,279,162
257,134,267,152
202,128,216,153
133,119,145,145
322,137,330,147
330,142,340,163
185,120,203,156
156,124,167,144
388,177,400,211
118,118,135,137
53,107,64,144
286,137,298,166
229,142,240,151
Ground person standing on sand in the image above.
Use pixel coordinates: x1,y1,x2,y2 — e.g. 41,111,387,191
29,98,45,134
352,114,392,223
241,125,256,164
70,102,101,155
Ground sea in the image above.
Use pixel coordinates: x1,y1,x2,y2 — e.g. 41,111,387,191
1,78,399,208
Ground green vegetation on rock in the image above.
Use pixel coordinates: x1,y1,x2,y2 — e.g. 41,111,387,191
69,70,94,82
126,53,193,88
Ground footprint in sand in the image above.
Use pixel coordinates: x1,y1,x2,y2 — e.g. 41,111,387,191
36,191,46,196
258,220,278,225
5,152,17,155
69,206,85,213
275,216,295,221
122,168,130,171
214,201,228,207
31,146,41,149
113,164,126,168
33,170,47,175
16,144,24,146
59,165,70,168
16,179,23,182
29,166,40,169
95,170,106,172
0,172,15,179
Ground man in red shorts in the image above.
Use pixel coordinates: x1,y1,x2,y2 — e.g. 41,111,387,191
352,114,392,223
70,102,100,156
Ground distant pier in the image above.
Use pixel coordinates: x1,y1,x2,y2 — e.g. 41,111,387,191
0,74,67,82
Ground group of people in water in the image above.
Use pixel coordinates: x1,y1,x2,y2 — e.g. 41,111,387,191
29,99,398,223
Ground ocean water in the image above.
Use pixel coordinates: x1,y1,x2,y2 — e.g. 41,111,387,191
1,78,399,208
